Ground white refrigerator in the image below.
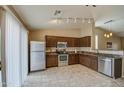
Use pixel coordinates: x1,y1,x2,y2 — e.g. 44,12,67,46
30,41,46,71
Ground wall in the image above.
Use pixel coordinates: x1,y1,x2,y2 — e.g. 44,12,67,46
80,23,93,37
121,37,124,50
0,28,1,62
29,28,81,41
92,27,121,50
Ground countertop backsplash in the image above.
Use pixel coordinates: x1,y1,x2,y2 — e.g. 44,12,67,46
46,47,124,56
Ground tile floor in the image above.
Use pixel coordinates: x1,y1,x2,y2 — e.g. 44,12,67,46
23,64,124,87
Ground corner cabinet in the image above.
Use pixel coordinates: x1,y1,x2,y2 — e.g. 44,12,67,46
79,54,98,71
79,36,91,47
68,54,79,65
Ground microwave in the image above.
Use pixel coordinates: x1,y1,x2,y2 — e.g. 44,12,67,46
57,42,67,49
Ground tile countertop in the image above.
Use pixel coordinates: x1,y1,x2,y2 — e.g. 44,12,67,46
46,51,123,59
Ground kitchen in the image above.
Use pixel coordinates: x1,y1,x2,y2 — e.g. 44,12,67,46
25,5,124,86
1,5,124,87
29,28,123,78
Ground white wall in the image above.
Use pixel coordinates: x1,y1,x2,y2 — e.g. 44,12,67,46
0,29,1,61
92,27,121,50
29,28,81,41
0,71,1,84
80,23,93,37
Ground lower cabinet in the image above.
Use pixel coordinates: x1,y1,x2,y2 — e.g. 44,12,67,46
90,56,98,71
69,54,79,65
46,55,58,68
79,54,98,71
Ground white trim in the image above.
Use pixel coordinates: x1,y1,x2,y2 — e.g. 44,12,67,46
2,6,29,32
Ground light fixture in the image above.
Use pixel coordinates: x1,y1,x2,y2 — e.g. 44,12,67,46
88,19,91,23
104,33,107,37
74,18,77,23
49,18,63,24
50,17,93,24
49,19,58,24
66,18,69,23
104,32,113,38
82,19,85,23
107,34,110,38
103,19,114,38
110,33,112,36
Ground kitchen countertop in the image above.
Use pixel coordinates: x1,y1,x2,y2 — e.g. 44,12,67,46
46,51,122,59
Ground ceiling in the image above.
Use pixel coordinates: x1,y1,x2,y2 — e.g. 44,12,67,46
13,5,124,36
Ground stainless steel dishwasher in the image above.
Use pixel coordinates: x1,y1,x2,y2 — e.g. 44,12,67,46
98,57,114,77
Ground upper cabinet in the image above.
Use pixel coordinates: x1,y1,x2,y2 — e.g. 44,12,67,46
46,36,91,47
46,36,80,47
79,36,91,47
45,36,58,47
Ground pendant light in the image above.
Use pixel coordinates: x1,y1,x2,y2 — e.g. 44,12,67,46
104,20,113,38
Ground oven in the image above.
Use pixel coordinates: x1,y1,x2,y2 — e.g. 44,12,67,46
58,54,68,67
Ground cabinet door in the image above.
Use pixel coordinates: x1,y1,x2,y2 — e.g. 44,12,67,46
69,54,76,65
74,38,80,47
66,37,74,47
46,36,57,47
46,55,58,68
87,36,91,47
79,36,91,47
69,54,79,65
75,54,79,64
84,55,91,67
79,55,91,67
90,56,98,71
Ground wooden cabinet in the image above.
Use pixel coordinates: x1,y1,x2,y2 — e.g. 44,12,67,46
46,36,57,47
90,56,98,71
79,54,98,71
69,54,79,65
67,37,79,47
79,55,91,67
74,38,80,47
80,36,91,47
46,36,79,47
46,55,58,68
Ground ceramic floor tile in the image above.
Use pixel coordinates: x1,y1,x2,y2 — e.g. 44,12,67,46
23,64,124,87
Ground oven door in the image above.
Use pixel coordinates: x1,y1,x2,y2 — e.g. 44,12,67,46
58,54,68,66
58,54,68,62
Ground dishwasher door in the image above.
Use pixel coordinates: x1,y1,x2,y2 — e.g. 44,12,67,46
98,58,112,77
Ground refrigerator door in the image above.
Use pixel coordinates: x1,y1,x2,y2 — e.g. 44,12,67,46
30,52,45,71
30,41,45,51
